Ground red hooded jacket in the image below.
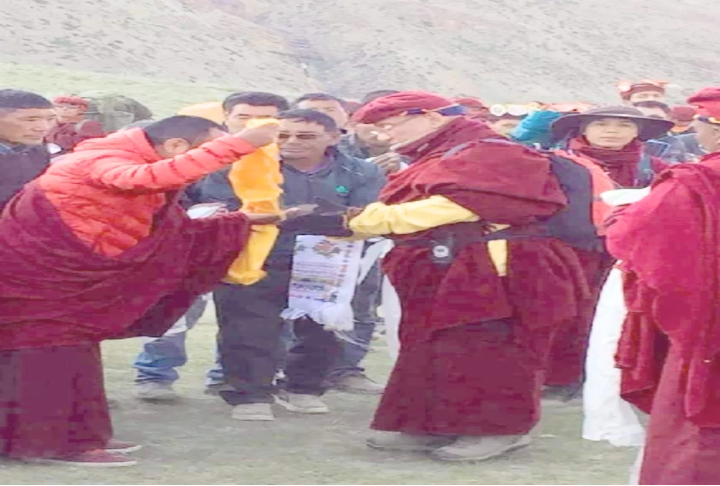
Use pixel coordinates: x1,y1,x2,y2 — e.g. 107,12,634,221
38,128,256,256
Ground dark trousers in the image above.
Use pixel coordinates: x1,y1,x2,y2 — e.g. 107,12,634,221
214,269,341,406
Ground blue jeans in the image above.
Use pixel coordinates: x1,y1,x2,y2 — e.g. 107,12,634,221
133,296,226,385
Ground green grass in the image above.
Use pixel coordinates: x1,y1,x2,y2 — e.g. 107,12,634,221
0,309,638,485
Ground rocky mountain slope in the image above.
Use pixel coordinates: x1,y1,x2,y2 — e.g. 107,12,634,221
2,0,718,102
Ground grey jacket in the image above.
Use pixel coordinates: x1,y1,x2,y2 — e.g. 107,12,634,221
186,148,386,266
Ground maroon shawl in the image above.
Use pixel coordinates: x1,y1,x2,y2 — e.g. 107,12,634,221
379,118,588,344
608,154,720,426
568,137,643,188
45,120,105,152
0,183,249,350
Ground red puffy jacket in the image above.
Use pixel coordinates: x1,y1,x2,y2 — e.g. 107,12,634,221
38,128,256,256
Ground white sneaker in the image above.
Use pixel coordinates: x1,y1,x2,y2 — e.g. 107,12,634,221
430,434,531,462
134,382,179,402
231,403,275,421
274,392,329,414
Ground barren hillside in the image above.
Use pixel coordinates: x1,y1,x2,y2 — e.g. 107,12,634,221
2,0,719,102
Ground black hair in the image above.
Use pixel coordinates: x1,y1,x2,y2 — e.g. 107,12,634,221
294,92,346,109
277,109,338,132
0,89,52,111
222,92,289,113
143,116,225,147
632,100,671,114
120,119,156,131
361,90,400,105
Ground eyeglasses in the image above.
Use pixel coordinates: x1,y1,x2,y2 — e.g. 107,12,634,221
277,132,323,141
373,116,419,134
695,115,720,126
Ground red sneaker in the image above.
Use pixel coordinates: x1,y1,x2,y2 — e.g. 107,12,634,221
25,449,137,467
104,439,142,454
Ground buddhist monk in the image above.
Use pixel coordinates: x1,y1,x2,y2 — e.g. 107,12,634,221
346,91,588,462
607,87,720,484
0,116,279,467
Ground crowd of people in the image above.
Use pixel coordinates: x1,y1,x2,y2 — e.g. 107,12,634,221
0,78,718,484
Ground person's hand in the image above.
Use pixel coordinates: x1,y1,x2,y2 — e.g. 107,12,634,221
242,212,284,225
345,207,364,224
372,152,404,174
235,122,280,148
284,204,317,220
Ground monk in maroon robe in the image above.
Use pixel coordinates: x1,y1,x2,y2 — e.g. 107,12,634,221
0,116,280,467
347,91,588,462
607,87,720,484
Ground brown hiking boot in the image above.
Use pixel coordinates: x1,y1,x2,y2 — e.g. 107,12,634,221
367,433,457,452
430,434,531,462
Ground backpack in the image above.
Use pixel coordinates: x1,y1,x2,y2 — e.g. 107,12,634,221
80,93,153,133
442,141,617,252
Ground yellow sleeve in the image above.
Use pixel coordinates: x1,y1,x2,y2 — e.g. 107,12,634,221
347,195,479,236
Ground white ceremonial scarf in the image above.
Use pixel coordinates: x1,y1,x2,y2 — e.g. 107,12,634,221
281,235,364,331
582,187,651,447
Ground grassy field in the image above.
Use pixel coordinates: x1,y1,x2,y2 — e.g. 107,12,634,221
0,308,638,485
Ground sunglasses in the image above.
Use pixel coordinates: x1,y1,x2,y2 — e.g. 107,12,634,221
277,133,323,141
695,115,720,126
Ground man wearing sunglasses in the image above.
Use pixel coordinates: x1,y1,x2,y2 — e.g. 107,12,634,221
208,109,385,421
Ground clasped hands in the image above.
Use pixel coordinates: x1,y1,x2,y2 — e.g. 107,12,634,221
242,198,362,237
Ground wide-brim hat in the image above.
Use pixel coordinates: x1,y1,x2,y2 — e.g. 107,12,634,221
551,106,674,142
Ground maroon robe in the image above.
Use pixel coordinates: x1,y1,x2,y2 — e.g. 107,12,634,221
544,138,666,387
0,182,249,349
371,118,589,435
608,155,720,484
0,183,249,458
46,120,105,153
0,344,111,459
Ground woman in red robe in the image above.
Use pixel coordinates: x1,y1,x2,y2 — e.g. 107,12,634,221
543,107,672,398
607,88,720,485
348,91,589,462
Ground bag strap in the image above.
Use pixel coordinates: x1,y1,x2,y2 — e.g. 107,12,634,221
441,142,472,160
636,152,655,188
441,138,516,160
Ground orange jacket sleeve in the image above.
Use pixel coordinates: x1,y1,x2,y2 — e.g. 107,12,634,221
89,136,257,192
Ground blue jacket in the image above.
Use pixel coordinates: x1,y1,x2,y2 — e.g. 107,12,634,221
511,110,563,149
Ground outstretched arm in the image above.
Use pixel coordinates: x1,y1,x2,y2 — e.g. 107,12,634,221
89,136,258,193
347,195,479,236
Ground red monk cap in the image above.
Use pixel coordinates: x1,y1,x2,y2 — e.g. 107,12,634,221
53,96,89,109
352,91,461,124
687,87,720,120
617,80,667,101
453,97,487,110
